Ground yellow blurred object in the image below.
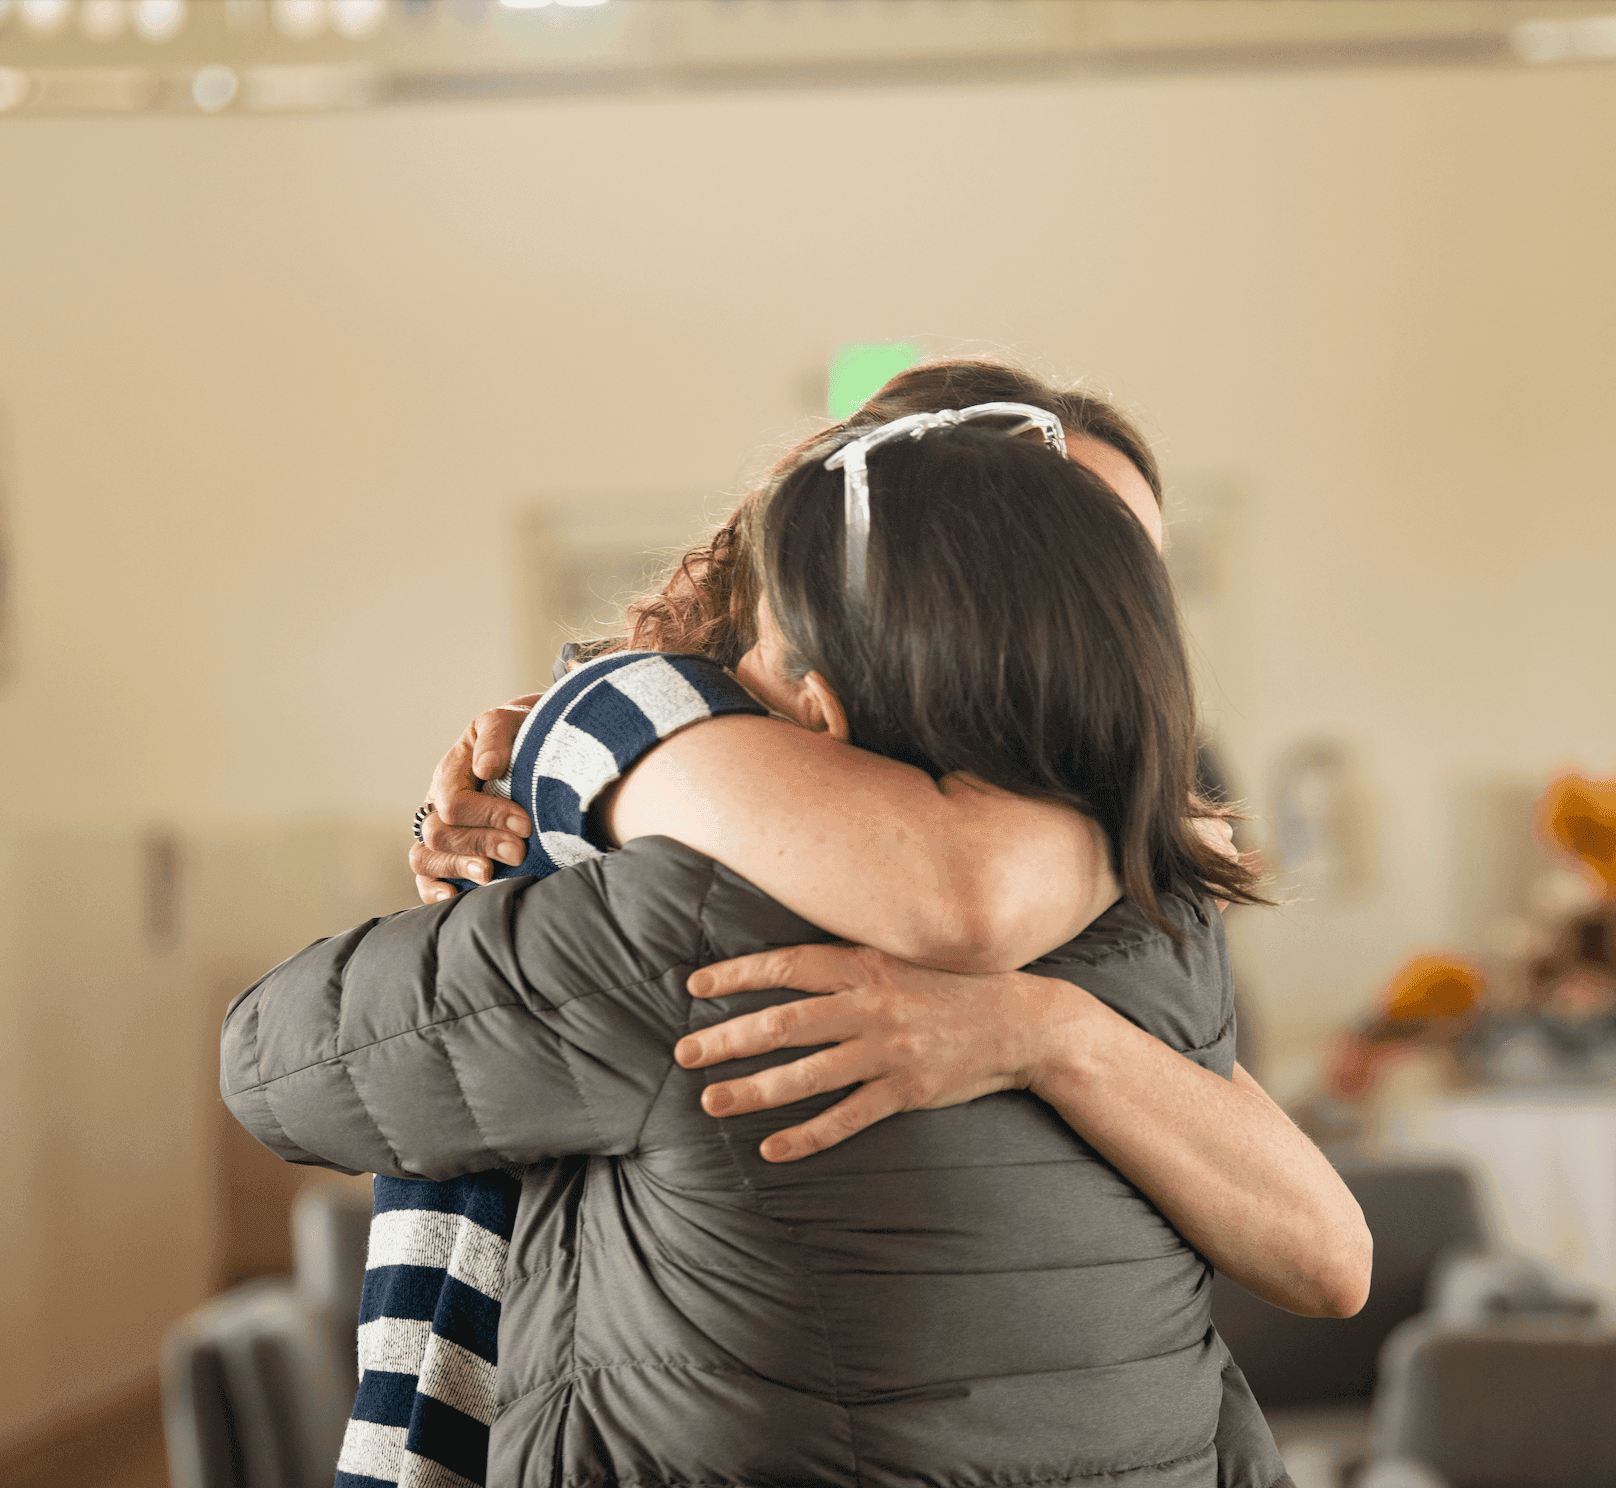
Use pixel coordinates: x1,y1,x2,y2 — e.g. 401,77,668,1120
1541,773,1616,899
1381,953,1486,1024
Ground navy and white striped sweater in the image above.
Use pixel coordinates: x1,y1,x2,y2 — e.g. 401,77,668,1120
335,652,766,1488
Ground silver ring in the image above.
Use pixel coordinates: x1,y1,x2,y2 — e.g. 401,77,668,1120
412,803,435,844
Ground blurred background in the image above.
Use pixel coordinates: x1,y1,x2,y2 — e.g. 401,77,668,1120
1,2,1614,1486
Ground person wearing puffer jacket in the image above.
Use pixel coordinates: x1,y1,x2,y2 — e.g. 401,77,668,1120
225,408,1294,1487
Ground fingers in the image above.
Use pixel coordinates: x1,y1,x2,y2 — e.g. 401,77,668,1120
1193,814,1238,861
687,943,864,1000
411,695,540,905
696,1044,863,1117
424,705,534,831
427,728,479,813
415,873,457,906
421,810,528,868
430,785,530,836
469,696,538,782
675,997,855,1070
409,841,493,888
420,772,529,885
756,1085,906,1163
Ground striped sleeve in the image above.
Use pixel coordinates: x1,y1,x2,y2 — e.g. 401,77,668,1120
333,651,760,1486
466,651,766,887
337,1171,521,1488
335,651,759,1487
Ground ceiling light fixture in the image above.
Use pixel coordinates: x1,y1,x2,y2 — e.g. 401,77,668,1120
132,0,185,41
270,0,326,39
19,0,72,37
79,0,129,40
331,0,386,37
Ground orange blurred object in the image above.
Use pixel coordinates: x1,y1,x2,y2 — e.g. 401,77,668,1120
1326,1031,1410,1099
1381,953,1486,1023
1541,772,1616,899
1324,954,1485,1100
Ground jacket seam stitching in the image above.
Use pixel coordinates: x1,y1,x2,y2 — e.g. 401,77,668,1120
554,875,617,1154
632,1050,685,1156
435,1020,521,1167
281,933,404,1170
334,1060,409,1173
556,1038,609,1153
246,988,265,1095
619,855,710,1156
1183,1010,1237,1058
629,858,719,1153
698,856,860,1487
229,956,693,1093
498,1360,773,1415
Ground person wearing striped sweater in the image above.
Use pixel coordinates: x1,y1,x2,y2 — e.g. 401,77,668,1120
334,650,766,1488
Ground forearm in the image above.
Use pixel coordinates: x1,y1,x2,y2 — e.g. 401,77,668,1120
1023,976,1371,1318
606,715,1118,971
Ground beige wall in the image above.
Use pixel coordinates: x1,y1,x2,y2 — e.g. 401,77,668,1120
1,61,1613,1434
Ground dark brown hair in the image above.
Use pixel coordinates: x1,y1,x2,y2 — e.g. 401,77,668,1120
755,422,1263,922
620,358,1159,668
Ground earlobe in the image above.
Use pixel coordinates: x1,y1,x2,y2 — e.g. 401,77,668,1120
802,672,851,742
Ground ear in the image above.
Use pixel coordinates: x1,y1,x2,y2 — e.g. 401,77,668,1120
799,672,850,742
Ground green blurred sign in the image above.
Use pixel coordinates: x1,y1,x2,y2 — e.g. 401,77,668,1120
827,340,923,420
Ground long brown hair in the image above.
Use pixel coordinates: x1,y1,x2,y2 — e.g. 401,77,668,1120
620,357,1158,668
753,421,1263,925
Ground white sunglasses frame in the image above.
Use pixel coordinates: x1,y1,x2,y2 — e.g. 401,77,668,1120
823,401,1068,600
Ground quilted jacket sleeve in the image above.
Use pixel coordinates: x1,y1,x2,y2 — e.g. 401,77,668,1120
220,837,720,1180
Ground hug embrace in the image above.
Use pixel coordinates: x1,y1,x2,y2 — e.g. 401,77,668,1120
222,359,1370,1488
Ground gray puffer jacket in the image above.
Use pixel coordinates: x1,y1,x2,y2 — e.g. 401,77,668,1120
222,836,1291,1488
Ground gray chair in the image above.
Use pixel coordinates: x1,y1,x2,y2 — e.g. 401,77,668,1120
1370,1317,1616,1487
162,1184,372,1488
1213,1161,1486,1481
1212,1161,1485,1407
290,1179,372,1386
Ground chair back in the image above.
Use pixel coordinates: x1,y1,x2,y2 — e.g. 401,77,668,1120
1372,1319,1616,1487
1212,1161,1484,1405
161,1183,372,1488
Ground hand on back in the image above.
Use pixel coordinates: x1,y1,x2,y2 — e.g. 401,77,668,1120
675,945,1063,1162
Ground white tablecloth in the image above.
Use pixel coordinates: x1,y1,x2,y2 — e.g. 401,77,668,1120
1381,1089,1616,1292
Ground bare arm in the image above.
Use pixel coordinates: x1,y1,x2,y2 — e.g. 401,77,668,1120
675,945,1371,1320
1025,986,1370,1319
414,705,1118,974
602,714,1115,971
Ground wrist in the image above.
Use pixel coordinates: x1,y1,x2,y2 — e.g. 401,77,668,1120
1010,973,1099,1092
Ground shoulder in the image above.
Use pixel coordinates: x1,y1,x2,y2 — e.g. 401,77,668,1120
518,652,764,780
1033,894,1232,1059
1040,893,1221,970
563,836,831,965
485,653,766,883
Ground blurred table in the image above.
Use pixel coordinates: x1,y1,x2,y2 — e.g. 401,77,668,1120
1381,1089,1616,1292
